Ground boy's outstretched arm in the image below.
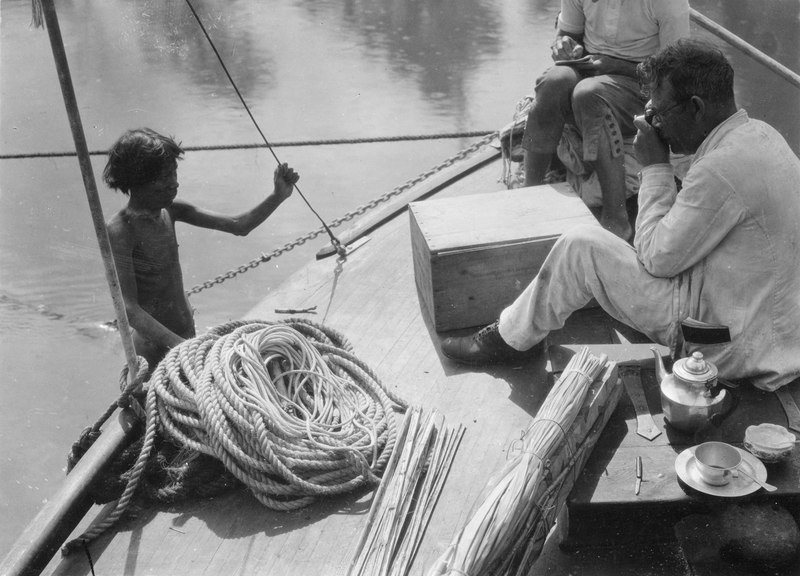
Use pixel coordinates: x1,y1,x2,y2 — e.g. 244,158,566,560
173,163,300,236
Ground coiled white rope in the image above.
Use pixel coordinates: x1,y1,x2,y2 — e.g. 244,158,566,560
65,318,406,552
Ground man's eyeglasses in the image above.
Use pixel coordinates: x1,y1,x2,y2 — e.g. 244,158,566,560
645,101,684,126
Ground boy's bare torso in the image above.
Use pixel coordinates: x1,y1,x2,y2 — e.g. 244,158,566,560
114,207,195,338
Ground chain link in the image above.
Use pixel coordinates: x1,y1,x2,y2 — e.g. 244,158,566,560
187,132,498,296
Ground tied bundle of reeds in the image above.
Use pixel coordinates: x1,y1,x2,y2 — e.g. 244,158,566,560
428,347,620,576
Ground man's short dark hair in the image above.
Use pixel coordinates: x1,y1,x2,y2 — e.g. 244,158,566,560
637,39,735,105
103,128,184,193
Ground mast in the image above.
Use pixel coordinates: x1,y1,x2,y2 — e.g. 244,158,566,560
37,0,142,377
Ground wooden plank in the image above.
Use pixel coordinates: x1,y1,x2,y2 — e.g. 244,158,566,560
563,367,800,545
315,146,500,259
541,341,800,546
547,342,669,374
409,183,593,252
545,365,626,553
425,237,555,331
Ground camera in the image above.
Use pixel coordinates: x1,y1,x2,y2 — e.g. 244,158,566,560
643,106,664,139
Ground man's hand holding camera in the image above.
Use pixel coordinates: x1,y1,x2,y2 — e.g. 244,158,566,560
633,105,671,167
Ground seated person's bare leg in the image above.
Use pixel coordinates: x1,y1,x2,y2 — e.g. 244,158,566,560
570,76,642,240
522,67,581,187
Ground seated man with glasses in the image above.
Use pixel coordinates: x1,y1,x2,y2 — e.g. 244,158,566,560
521,0,690,241
442,40,800,393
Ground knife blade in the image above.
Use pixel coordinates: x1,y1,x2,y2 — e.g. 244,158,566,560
620,364,662,441
635,456,643,495
775,387,800,434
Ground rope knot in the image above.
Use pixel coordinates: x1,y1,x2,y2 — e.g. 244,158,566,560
116,356,149,418
66,426,102,473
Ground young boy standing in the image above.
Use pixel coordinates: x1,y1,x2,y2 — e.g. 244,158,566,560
103,128,299,370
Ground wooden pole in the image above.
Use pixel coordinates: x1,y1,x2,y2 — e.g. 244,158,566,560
0,2,145,574
690,8,800,90
37,0,140,377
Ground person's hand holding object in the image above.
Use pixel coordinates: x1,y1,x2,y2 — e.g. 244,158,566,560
633,114,670,167
273,163,299,202
551,35,584,62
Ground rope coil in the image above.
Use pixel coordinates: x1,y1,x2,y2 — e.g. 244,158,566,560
64,319,406,553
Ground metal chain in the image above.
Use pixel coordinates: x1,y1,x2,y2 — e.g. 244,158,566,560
187,132,498,296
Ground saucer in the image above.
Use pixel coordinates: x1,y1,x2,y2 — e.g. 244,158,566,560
675,445,769,497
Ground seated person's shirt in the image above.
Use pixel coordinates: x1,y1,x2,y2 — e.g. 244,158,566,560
635,110,800,391
558,0,689,61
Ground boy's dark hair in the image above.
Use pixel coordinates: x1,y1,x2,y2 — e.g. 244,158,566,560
637,39,735,105
103,128,184,194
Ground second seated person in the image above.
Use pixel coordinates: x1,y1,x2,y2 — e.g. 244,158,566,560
522,0,690,240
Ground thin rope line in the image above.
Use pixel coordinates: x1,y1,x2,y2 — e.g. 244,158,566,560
182,0,344,256
81,540,96,576
509,418,574,463
563,369,594,384
0,131,496,160
508,417,578,488
527,417,570,442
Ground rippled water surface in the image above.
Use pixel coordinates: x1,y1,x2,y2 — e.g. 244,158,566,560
1,0,798,557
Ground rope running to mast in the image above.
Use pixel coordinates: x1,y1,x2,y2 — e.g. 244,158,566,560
183,0,347,258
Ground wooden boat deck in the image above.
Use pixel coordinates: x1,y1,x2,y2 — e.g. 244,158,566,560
42,156,800,575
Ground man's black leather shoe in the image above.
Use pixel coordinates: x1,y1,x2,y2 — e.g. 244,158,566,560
440,321,540,366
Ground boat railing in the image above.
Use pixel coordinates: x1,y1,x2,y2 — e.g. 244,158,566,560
690,8,800,89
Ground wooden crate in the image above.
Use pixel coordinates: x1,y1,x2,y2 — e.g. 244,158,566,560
409,183,600,332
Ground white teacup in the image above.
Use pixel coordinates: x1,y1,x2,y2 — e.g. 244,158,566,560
694,441,741,486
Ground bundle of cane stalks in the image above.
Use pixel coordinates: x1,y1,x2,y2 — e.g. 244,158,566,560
349,407,465,576
429,347,620,576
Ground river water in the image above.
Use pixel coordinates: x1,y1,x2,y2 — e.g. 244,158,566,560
1,0,798,557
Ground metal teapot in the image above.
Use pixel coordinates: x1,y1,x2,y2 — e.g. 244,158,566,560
652,348,728,433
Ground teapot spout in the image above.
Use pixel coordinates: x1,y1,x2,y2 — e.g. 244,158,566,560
651,347,668,382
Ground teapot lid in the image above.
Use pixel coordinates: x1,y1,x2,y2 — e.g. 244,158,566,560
673,351,718,384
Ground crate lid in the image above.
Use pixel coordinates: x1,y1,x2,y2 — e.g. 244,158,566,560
409,182,598,252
